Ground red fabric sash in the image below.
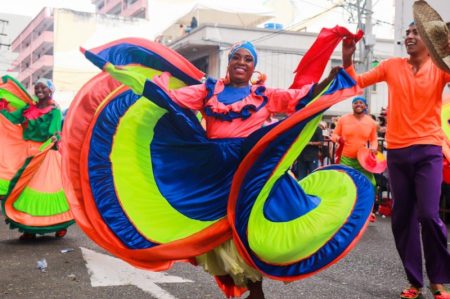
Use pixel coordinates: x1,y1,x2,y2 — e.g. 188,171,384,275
290,25,364,89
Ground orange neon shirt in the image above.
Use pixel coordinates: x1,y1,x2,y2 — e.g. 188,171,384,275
346,57,450,149
331,113,378,158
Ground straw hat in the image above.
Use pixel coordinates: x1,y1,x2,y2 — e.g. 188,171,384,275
413,0,450,73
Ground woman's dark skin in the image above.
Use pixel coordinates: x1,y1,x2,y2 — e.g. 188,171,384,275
34,82,58,143
0,82,57,205
34,82,53,108
1,83,53,202
227,48,340,299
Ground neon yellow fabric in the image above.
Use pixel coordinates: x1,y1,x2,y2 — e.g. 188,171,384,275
12,188,69,216
0,178,9,196
110,98,218,244
104,63,147,95
0,90,27,109
247,115,321,262
442,102,450,140
104,64,186,95
249,169,356,264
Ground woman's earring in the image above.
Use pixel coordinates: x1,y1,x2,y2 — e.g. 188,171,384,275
251,71,267,85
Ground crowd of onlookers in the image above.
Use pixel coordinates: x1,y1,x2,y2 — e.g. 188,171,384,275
291,106,388,174
287,107,450,225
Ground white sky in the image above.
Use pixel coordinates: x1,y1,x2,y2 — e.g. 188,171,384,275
0,0,95,16
288,0,395,39
0,0,395,38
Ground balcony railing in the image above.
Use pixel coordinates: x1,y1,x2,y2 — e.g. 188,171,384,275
99,0,122,14
14,31,53,64
122,0,147,18
11,8,53,52
17,54,53,84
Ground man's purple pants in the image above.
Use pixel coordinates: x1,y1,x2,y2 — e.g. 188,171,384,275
387,145,450,287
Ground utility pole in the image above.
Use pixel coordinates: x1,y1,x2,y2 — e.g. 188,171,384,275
363,0,374,111
342,0,374,112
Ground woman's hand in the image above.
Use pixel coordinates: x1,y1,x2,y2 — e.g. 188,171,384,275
324,66,341,84
50,135,58,143
342,37,356,68
311,66,341,98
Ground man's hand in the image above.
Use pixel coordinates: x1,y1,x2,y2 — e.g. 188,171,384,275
342,37,356,68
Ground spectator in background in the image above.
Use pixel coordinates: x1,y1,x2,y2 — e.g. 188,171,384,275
184,17,198,34
331,96,378,221
330,116,339,134
190,16,198,30
331,97,378,183
328,119,338,160
377,107,387,139
294,124,323,180
319,121,331,166
0,78,73,240
320,120,330,138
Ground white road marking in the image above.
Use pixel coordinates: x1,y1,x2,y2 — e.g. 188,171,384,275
80,247,192,299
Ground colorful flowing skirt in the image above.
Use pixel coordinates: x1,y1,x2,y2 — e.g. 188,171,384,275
62,37,374,287
0,77,74,234
2,144,74,234
0,114,36,195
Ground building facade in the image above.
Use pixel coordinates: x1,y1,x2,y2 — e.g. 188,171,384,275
10,8,54,91
91,0,147,19
10,8,153,108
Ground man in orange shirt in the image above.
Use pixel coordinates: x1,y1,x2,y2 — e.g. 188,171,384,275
342,20,450,299
331,96,378,184
332,96,378,222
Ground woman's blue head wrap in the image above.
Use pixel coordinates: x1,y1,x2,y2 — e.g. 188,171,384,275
228,41,258,66
36,78,55,93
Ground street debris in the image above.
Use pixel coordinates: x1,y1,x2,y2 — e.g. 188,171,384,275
67,273,77,281
36,258,47,272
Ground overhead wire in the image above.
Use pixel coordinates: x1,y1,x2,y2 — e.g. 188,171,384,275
239,0,393,48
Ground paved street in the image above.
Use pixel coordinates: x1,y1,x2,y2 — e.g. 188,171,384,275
0,216,449,299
